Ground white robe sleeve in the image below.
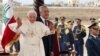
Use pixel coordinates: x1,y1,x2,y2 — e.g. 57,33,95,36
18,23,28,34
40,23,51,36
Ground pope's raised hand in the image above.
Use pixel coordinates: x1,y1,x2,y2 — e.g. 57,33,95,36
16,17,22,28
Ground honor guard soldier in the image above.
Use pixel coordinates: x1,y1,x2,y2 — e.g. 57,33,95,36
67,20,75,56
55,17,59,28
58,17,74,56
73,19,86,56
86,23,100,56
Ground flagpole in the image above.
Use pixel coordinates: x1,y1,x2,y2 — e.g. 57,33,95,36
34,0,44,20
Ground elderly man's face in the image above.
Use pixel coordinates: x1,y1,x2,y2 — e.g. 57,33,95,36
28,12,37,23
40,8,49,19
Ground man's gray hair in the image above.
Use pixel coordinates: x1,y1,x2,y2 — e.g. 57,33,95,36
39,5,48,12
27,10,37,17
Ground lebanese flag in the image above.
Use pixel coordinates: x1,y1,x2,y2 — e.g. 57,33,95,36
1,0,18,52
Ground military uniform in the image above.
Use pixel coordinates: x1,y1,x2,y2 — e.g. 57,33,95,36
86,23,100,56
86,35,100,56
73,25,86,56
58,23,74,56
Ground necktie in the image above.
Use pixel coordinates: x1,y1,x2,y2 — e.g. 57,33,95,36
45,20,48,26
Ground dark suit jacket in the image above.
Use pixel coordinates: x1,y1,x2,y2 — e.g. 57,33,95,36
37,17,54,56
86,35,100,56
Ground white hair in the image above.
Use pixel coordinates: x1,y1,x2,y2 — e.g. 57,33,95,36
39,6,48,12
27,10,37,17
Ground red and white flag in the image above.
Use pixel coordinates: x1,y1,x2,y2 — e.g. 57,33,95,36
1,0,18,52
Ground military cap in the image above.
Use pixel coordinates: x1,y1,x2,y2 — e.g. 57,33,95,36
88,23,99,30
60,16,66,20
67,20,74,25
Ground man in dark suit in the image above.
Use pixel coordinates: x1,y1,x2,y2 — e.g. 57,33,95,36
37,5,54,56
73,19,86,56
86,23,100,56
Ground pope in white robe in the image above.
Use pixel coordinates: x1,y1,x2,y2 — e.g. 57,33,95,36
9,10,54,56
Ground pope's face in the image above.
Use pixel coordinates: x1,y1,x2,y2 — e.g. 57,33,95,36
28,13,37,23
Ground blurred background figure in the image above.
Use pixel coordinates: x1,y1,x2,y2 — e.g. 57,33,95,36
55,17,59,28
98,18,100,26
73,18,86,56
98,18,100,36
90,18,96,24
58,17,67,56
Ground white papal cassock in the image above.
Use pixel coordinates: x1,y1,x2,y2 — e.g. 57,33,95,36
9,20,51,56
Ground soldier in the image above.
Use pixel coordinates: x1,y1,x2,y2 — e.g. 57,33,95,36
58,17,74,56
86,23,100,56
55,17,59,28
67,20,75,56
73,19,86,56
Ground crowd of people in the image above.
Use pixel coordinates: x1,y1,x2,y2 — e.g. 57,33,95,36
9,5,100,56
